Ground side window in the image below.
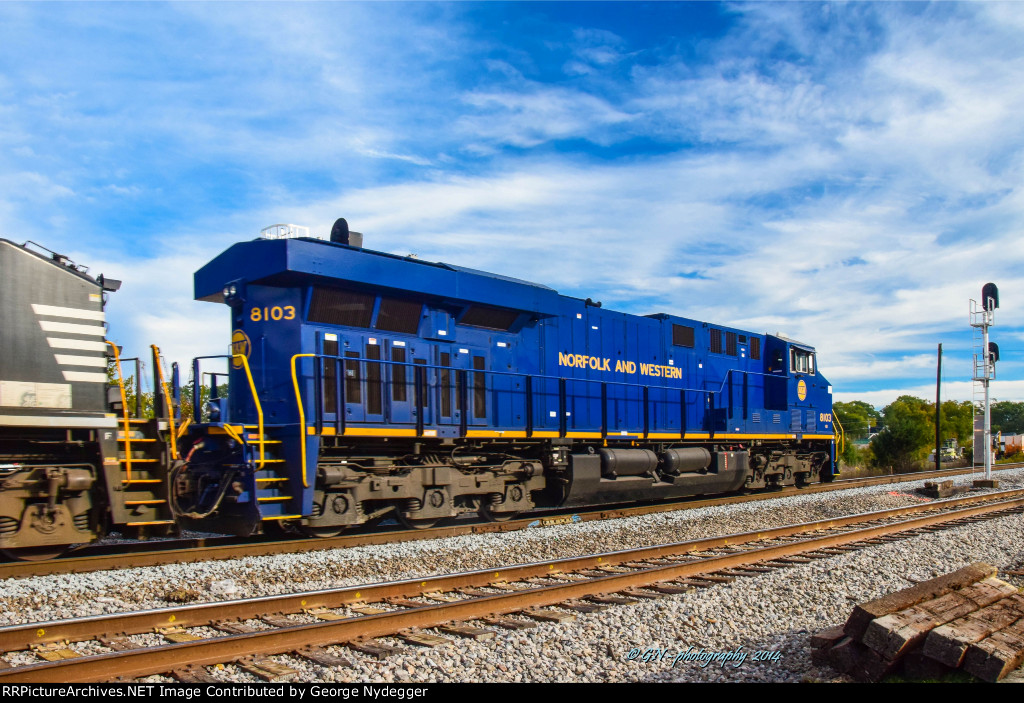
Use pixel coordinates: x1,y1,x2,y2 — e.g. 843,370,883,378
790,348,815,374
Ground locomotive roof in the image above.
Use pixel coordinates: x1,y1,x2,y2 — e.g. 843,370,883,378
195,236,561,314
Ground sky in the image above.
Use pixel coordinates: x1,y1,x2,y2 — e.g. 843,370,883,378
1,1,1022,409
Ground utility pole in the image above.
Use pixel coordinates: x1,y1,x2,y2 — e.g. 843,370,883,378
935,343,941,473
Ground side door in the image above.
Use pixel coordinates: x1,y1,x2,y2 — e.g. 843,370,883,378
384,339,414,425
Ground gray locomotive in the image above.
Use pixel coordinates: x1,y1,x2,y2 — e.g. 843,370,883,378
0,239,175,560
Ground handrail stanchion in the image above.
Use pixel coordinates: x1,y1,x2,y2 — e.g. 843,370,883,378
458,369,468,437
680,389,687,439
600,382,608,439
314,357,324,437
290,353,316,488
643,385,649,439
192,358,201,423
414,364,425,437
133,359,142,419
151,345,179,461
558,378,567,437
743,371,749,421
334,356,343,437
525,375,533,437
231,353,264,469
106,341,133,482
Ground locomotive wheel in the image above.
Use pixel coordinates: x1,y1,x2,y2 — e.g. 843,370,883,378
396,513,438,530
0,544,70,562
302,525,346,539
478,504,519,523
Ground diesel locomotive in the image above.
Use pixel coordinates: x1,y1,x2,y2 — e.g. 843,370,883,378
0,223,838,558
173,220,838,537
0,239,178,560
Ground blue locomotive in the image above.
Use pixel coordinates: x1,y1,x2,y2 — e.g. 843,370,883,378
174,220,838,536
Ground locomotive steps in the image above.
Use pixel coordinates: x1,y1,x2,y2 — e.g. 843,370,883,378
2,489,1023,682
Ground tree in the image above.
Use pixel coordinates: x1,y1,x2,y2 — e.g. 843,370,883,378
871,396,935,471
834,400,880,440
939,400,974,444
991,401,1024,435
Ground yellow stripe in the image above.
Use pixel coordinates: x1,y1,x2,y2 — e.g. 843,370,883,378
801,434,836,440
345,428,419,437
715,433,796,440
465,430,528,438
566,432,603,439
531,431,560,438
261,514,302,521
312,427,421,437
684,432,711,439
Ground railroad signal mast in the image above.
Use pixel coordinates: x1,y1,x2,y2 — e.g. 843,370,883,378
970,283,999,484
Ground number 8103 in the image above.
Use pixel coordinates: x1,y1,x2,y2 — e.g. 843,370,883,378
250,305,296,322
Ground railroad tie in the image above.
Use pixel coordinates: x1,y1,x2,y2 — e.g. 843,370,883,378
346,639,405,659
586,594,639,606
386,597,429,609
482,616,538,631
697,574,739,583
559,600,608,614
261,614,300,629
422,591,462,603
213,620,259,634
520,608,576,623
304,607,347,621
156,627,202,644
620,588,666,600
397,629,453,647
31,642,81,661
238,656,299,682
438,623,496,640
172,666,220,683
646,584,695,595
96,635,138,652
297,646,354,669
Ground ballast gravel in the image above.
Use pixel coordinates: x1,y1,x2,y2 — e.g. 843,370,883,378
3,467,1024,682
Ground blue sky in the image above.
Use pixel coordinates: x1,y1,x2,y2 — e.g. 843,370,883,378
2,1,1023,408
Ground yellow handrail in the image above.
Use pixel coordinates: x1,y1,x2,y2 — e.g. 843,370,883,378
832,410,846,455
232,353,265,470
291,353,316,488
106,341,133,482
150,345,179,461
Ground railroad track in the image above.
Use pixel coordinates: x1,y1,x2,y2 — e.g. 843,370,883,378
2,462,1017,581
2,487,1023,683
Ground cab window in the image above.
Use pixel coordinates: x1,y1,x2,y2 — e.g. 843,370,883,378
791,348,815,374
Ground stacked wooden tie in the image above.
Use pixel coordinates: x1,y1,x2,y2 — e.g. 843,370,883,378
811,562,1024,681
